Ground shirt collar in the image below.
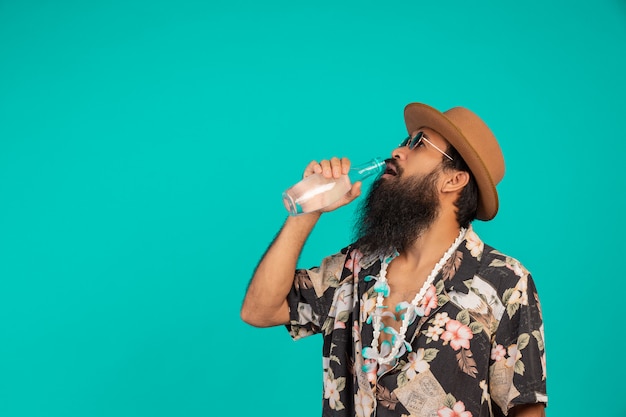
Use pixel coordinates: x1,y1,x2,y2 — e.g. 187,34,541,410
440,225,485,295
358,225,486,295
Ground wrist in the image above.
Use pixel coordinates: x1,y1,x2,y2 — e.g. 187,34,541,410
285,211,321,226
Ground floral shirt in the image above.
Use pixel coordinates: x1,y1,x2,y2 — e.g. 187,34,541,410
286,226,547,417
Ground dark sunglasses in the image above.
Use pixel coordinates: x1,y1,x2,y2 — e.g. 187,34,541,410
399,132,453,161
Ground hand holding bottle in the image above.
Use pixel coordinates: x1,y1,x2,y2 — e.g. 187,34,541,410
303,157,359,214
283,156,385,215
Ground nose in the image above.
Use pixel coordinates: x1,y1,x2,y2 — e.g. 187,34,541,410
391,145,408,160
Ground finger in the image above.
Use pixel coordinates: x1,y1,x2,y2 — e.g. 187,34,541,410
321,158,343,178
304,160,321,177
345,181,362,202
340,157,351,176
317,159,332,178
329,157,343,178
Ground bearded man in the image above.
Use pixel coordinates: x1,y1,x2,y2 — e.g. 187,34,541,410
241,103,548,417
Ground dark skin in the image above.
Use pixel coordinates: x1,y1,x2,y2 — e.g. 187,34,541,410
509,403,546,417
241,128,546,416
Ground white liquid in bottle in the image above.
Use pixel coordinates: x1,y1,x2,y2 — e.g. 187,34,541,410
282,158,385,215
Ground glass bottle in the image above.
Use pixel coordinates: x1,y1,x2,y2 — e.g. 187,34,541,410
282,157,386,215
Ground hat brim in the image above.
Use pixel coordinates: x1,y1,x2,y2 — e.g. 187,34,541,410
404,103,499,221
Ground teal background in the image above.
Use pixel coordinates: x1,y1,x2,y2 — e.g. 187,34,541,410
1,0,625,416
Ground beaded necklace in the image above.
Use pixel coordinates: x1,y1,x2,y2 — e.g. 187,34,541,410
369,228,467,365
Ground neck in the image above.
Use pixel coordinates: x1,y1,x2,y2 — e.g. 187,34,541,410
399,217,463,272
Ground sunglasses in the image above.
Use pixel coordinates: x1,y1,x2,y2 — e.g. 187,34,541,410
399,132,454,161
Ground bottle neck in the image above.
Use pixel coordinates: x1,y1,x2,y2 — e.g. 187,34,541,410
350,158,385,181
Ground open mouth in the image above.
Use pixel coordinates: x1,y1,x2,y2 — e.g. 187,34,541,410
384,161,398,176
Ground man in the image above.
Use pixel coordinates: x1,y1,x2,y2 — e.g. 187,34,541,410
241,103,547,417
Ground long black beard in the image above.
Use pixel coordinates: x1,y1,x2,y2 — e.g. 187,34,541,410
353,168,441,257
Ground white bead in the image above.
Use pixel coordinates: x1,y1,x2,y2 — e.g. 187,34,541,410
368,228,467,365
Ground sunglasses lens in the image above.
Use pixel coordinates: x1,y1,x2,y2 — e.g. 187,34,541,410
408,133,422,150
400,132,424,149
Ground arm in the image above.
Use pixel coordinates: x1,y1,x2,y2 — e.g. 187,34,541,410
240,212,321,327
240,157,360,328
509,404,545,417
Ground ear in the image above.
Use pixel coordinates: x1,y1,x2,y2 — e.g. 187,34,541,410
441,170,470,194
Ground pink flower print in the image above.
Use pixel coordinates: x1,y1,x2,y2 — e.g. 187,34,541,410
507,289,522,305
402,348,430,379
354,390,374,417
506,276,529,306
426,325,444,341
506,259,529,280
505,344,522,368
441,319,473,351
465,228,484,259
433,312,450,327
345,249,363,276
438,400,473,417
491,344,506,361
418,284,439,317
324,377,341,409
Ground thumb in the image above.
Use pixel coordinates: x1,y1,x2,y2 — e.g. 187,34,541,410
344,181,363,203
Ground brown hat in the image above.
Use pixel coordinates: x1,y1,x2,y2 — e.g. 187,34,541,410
404,103,505,221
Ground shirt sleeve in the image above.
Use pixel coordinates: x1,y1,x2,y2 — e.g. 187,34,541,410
285,250,349,341
490,271,548,414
